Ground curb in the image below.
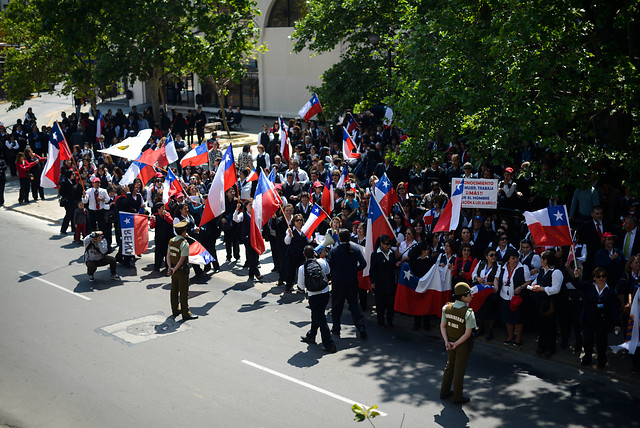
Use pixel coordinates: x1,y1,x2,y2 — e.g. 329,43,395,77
3,205,62,224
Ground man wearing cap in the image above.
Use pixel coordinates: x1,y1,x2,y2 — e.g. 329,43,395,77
82,177,109,234
167,220,198,320
440,282,476,404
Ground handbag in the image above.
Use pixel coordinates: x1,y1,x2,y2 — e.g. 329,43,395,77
510,294,523,311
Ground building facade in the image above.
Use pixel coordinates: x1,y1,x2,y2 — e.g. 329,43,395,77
128,0,340,117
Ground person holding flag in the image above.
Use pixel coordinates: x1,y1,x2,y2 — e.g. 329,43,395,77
233,199,264,282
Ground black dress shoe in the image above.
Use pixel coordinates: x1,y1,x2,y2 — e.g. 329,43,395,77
322,344,337,353
359,330,368,340
183,314,199,321
300,335,316,344
453,397,470,404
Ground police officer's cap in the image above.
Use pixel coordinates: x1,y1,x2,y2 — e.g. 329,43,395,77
454,282,471,296
174,220,188,234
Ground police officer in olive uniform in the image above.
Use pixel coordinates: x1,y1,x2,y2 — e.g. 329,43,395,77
167,220,198,321
440,282,476,404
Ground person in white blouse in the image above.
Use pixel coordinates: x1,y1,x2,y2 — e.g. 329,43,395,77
530,250,564,356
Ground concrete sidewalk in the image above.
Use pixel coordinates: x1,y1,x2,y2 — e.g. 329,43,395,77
2,175,638,387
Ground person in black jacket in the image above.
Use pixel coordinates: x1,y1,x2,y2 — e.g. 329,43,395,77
369,235,399,328
579,267,621,368
232,199,263,282
328,229,368,339
150,202,174,271
283,214,310,292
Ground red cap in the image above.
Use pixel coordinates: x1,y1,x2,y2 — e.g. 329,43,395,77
602,232,616,239
314,181,323,188
92,177,100,183
504,167,514,174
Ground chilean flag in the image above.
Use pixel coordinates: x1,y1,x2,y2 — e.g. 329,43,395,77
523,205,573,246
321,171,334,214
267,167,277,183
162,168,184,204
278,115,292,162
180,142,209,168
298,93,323,121
246,168,259,182
394,263,452,315
374,173,399,217
336,164,349,188
40,121,72,188
200,143,237,226
95,110,105,142
345,113,358,134
342,128,360,160
363,194,396,277
163,133,179,166
138,140,176,169
301,204,328,239
119,212,149,256
469,283,496,312
120,157,156,187
189,241,215,265
252,170,283,254
423,207,435,227
433,179,464,233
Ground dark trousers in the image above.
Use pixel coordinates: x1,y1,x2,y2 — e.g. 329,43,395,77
582,323,609,365
170,269,191,318
441,340,471,401
19,177,30,202
559,298,583,348
60,203,75,233
536,313,557,353
30,180,44,200
244,242,260,279
88,209,105,234
0,174,5,206
224,230,240,260
155,239,169,270
86,256,117,275
331,283,365,333
359,288,368,311
375,291,395,326
196,127,205,143
306,292,333,347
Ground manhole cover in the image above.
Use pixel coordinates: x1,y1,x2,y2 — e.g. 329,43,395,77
100,314,193,344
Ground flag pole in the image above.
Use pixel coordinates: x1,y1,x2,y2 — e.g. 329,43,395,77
58,120,85,192
279,204,293,235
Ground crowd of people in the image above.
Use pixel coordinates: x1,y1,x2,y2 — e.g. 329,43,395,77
1,105,638,374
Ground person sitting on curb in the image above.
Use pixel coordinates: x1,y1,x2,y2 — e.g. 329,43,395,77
83,231,120,282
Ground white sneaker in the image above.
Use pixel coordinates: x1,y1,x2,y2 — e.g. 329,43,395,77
111,274,121,280
88,275,94,282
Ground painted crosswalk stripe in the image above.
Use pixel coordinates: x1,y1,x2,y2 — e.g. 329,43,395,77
241,359,387,416
19,271,92,301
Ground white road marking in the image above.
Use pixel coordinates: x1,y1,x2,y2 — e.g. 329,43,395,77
18,271,92,301
241,360,387,416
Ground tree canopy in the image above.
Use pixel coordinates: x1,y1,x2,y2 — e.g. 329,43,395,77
293,0,640,194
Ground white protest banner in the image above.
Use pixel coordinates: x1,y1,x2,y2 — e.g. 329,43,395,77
452,178,498,209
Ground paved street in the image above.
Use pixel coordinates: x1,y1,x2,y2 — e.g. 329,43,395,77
0,207,638,428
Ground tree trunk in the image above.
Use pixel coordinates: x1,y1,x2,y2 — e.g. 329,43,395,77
216,85,231,137
149,69,162,125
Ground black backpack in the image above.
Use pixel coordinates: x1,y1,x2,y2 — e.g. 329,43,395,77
304,259,328,292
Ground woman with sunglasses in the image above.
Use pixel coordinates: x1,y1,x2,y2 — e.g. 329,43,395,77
578,267,621,368
472,248,500,340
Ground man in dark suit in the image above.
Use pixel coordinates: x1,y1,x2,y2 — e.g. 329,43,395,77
580,206,609,279
281,172,303,204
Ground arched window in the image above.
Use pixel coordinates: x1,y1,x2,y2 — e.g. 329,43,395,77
266,0,307,27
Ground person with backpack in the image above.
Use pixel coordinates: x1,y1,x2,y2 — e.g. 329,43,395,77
298,245,336,353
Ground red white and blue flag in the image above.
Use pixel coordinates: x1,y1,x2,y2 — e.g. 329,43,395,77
342,127,360,160
40,121,72,188
252,170,283,254
267,167,277,183
201,143,237,226
301,204,328,239
394,263,452,315
345,113,358,134
278,116,292,162
298,93,323,121
321,171,334,214
523,205,573,246
247,168,259,182
119,212,149,256
120,156,156,187
469,283,495,312
189,241,215,265
363,193,396,277
180,142,209,168
374,172,399,217
95,110,105,142
423,207,435,227
336,164,349,188
162,168,184,204
433,179,465,233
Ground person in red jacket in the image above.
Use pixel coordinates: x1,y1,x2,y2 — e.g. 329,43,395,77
150,202,174,271
16,151,40,204
451,243,479,285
